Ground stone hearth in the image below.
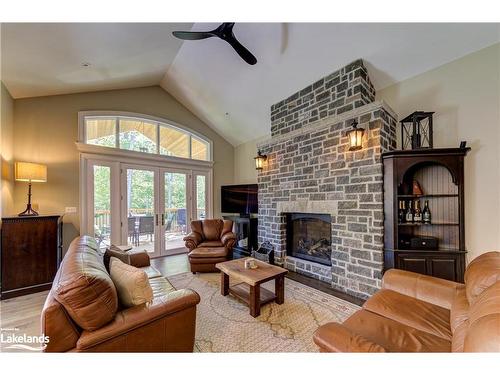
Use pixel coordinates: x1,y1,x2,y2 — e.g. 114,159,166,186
257,59,397,300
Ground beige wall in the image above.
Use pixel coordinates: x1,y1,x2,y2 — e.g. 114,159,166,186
13,85,234,251
234,136,269,184
1,81,14,217
377,43,500,262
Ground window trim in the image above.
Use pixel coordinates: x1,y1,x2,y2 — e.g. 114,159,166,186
78,111,213,162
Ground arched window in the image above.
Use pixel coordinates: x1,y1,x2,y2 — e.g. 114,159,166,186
81,113,211,161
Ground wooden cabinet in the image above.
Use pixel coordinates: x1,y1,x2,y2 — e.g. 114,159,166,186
1,215,62,299
382,148,469,282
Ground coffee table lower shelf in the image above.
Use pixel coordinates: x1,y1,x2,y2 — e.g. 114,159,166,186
229,282,276,306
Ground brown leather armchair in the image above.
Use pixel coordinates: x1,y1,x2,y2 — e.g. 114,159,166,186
41,236,200,352
184,219,236,273
313,251,500,352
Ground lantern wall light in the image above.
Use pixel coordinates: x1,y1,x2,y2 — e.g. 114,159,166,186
254,150,267,170
347,120,365,151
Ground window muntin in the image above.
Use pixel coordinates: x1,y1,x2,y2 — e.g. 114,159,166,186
83,115,210,161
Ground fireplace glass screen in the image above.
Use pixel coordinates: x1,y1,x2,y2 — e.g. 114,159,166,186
285,213,332,266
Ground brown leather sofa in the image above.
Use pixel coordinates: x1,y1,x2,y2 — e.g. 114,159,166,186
313,251,500,352
41,236,200,352
184,219,236,273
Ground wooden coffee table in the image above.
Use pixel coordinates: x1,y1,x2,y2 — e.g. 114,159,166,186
215,257,288,317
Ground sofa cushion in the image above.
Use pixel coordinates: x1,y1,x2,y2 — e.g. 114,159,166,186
202,219,224,241
141,266,163,279
464,251,500,304
199,241,224,248
103,246,131,272
149,277,177,298
109,258,154,307
188,247,228,258
343,310,451,352
450,286,469,333
364,289,452,340
464,281,500,351
54,236,118,331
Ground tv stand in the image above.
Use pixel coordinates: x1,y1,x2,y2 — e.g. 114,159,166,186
222,215,258,257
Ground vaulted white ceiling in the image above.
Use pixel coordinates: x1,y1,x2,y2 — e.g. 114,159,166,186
1,23,192,98
2,23,499,145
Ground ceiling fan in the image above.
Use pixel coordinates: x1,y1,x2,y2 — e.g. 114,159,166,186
172,23,257,65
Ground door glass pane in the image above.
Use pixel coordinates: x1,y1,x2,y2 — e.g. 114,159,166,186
191,136,209,161
86,118,116,147
164,172,188,254
126,169,155,253
119,119,157,154
159,126,189,158
93,165,111,250
196,175,206,219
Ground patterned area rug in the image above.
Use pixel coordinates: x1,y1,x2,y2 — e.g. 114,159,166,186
169,272,360,352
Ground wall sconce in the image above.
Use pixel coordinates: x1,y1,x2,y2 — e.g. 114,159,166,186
254,150,267,170
347,120,365,151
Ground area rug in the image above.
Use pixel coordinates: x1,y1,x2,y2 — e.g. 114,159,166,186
169,272,360,352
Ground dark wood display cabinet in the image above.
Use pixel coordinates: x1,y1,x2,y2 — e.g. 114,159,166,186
382,148,470,282
0,215,62,299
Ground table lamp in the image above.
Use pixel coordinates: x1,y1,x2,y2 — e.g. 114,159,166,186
15,162,47,216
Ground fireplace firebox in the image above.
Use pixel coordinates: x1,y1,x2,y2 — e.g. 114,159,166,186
285,213,332,266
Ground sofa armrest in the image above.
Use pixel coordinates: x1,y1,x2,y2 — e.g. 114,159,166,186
128,250,150,268
183,232,202,251
313,322,386,352
76,289,200,351
221,232,237,248
382,269,463,310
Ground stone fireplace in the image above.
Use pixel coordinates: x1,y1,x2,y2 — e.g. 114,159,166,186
285,213,332,266
257,59,398,300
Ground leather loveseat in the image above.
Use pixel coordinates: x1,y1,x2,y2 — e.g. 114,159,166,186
41,236,200,352
184,219,236,273
313,251,500,352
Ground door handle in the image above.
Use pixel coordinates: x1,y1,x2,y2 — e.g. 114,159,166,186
162,214,165,226
155,214,159,226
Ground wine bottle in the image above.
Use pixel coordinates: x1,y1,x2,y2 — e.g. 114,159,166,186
414,200,422,222
405,200,413,222
423,200,431,224
398,200,406,223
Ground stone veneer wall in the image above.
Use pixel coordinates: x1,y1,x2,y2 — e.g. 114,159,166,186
271,59,376,137
258,99,397,300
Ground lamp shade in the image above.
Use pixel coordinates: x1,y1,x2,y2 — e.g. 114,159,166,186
15,162,47,182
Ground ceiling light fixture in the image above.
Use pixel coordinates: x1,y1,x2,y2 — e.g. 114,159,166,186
81,62,91,67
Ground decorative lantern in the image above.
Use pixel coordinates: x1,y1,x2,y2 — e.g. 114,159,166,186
254,150,267,170
400,111,434,150
346,120,364,151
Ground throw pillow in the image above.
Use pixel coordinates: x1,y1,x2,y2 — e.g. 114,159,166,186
109,257,154,307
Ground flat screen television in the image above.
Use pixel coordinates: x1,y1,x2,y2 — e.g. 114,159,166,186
221,184,258,215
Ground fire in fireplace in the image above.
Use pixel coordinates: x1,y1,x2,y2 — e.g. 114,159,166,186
285,213,332,266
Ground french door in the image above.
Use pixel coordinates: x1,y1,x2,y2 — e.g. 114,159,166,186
83,158,211,257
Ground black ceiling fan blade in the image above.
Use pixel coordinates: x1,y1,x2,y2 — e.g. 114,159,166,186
172,31,215,40
225,36,257,65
